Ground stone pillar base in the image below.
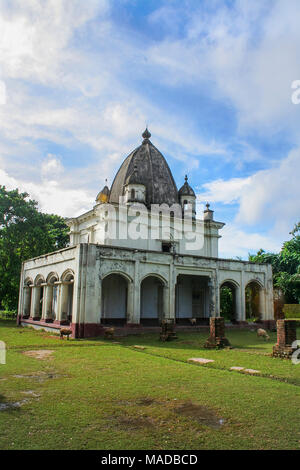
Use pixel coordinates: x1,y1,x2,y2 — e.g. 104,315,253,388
204,317,231,349
126,323,141,328
272,345,297,359
272,319,297,359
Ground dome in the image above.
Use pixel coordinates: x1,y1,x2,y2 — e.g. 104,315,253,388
178,175,195,197
109,129,178,206
96,183,110,203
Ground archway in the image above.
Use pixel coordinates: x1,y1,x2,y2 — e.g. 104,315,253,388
220,281,238,323
23,278,33,318
175,275,210,325
60,271,75,324
140,275,164,325
32,275,45,320
102,273,128,325
45,273,59,322
245,281,263,322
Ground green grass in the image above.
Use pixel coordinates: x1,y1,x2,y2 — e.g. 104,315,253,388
0,320,299,450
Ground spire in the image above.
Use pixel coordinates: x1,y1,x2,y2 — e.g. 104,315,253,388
142,128,151,144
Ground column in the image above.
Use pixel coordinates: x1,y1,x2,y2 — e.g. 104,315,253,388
44,285,54,322
131,260,140,325
56,283,69,324
126,281,135,324
163,284,170,320
235,286,242,321
240,271,246,321
208,276,216,317
259,288,266,320
273,320,297,358
30,286,41,320
23,287,31,318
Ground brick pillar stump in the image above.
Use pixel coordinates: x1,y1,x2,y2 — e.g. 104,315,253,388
272,319,297,359
204,317,231,349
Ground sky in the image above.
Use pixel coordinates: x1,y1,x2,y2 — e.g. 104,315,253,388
0,0,300,259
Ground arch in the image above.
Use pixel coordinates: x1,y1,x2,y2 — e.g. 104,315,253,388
46,272,59,284
61,269,75,282
220,280,239,323
175,274,210,324
24,277,33,287
102,271,133,284
102,273,129,325
140,273,168,286
245,279,264,321
245,278,264,289
220,279,240,289
140,275,165,325
34,274,45,286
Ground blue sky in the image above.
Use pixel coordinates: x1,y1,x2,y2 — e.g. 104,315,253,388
0,0,300,258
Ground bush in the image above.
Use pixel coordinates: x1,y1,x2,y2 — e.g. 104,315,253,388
0,310,17,320
283,304,300,319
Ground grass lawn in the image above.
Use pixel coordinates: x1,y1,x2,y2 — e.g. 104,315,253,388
0,320,299,450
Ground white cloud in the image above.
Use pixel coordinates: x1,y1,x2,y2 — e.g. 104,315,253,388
219,223,281,259
0,81,7,105
199,147,300,238
147,0,300,135
0,165,93,217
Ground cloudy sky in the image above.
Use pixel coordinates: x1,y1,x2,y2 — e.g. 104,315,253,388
0,0,299,258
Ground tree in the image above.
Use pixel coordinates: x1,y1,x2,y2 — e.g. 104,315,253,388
0,186,69,310
249,224,300,303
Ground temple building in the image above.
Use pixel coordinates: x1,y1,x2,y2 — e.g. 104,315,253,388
17,130,274,337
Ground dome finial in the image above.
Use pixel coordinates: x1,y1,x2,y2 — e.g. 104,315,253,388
142,128,151,141
185,175,188,183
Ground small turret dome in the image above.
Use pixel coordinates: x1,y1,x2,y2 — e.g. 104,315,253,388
96,181,110,204
178,175,195,197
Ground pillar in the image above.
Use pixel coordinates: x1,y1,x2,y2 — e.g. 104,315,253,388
272,320,297,358
234,286,242,321
163,284,170,320
30,286,41,320
259,288,266,320
208,277,216,317
126,281,135,324
44,285,54,322
204,317,231,349
23,287,31,318
56,283,69,324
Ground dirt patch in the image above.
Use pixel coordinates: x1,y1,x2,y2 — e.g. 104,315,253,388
13,371,65,382
175,402,224,429
108,415,155,431
22,350,54,360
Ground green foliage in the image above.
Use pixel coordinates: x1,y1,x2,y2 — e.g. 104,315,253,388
220,287,233,321
0,186,69,310
283,304,300,319
249,224,300,304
